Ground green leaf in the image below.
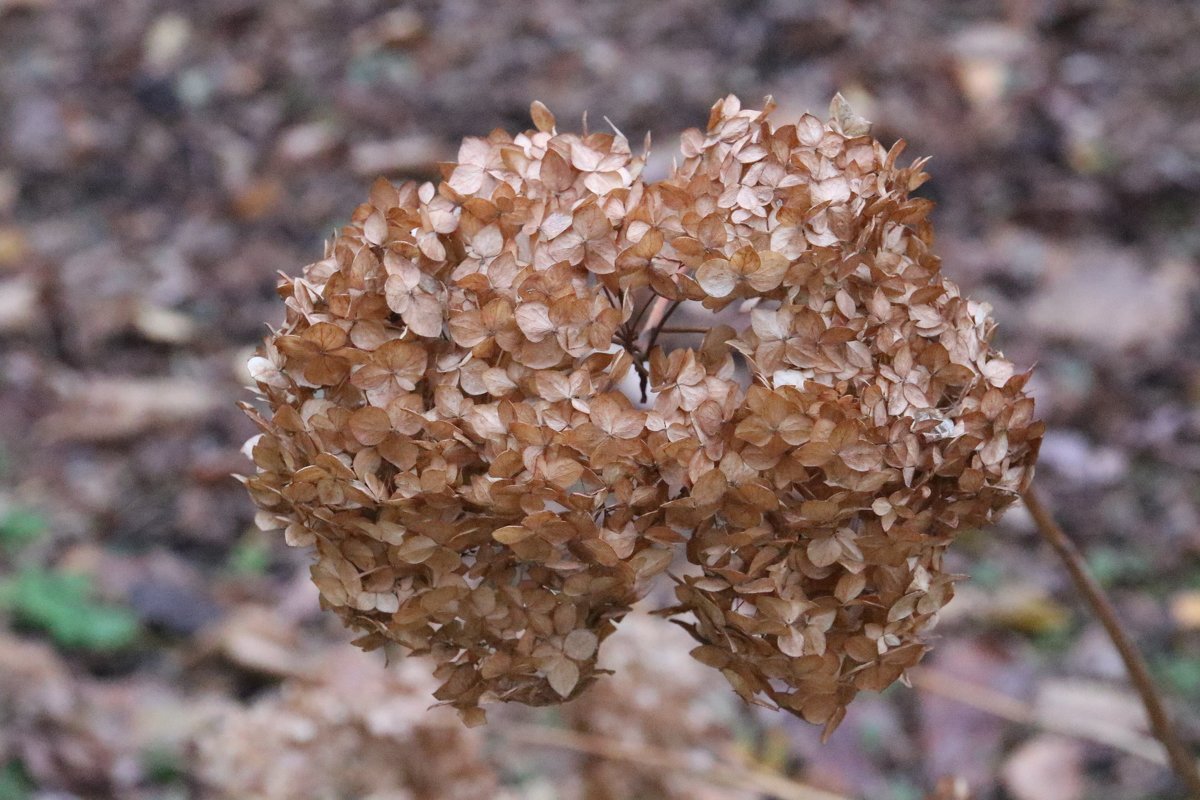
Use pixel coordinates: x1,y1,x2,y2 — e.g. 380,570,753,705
1087,545,1150,588
0,509,46,553
968,560,1003,590
141,745,185,784
0,761,32,800
0,568,139,652
227,532,270,576
1157,656,1200,699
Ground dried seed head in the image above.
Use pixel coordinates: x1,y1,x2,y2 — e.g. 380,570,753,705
243,95,1042,732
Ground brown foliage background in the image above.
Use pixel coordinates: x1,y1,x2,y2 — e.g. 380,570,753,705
0,2,1198,799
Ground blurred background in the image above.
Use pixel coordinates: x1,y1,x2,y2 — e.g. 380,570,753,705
1,1,1199,798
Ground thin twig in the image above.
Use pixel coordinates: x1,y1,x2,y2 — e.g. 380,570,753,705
627,291,656,334
637,295,674,345
602,286,619,310
629,296,677,401
613,323,651,404
1023,486,1200,798
908,667,1034,725
643,299,684,355
655,326,710,334
498,722,851,800
909,667,1168,765
629,348,651,404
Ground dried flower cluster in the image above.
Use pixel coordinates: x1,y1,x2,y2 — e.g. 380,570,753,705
242,94,1042,732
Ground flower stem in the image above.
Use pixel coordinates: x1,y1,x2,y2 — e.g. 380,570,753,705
642,299,683,354
654,326,709,334
1023,485,1200,798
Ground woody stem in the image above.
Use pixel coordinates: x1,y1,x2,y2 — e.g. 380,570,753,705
1023,485,1200,798
614,324,651,404
642,299,684,355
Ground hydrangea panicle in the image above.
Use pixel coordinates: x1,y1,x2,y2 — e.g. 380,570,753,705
242,95,1042,732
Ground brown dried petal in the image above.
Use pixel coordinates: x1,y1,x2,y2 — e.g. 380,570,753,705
695,258,737,298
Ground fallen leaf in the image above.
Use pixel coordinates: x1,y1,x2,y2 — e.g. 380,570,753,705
1001,735,1084,800
40,375,222,442
1025,246,1196,353
207,607,313,679
0,275,39,332
1168,590,1200,631
350,136,444,176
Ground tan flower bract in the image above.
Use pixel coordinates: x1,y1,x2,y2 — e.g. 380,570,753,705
242,95,1042,733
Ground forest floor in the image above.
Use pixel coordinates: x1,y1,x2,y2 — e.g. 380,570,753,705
1,1,1199,798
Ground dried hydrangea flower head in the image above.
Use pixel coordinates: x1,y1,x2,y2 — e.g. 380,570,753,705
637,95,1042,734
242,94,1042,732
